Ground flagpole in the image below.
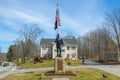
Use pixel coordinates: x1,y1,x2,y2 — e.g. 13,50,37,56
57,27,58,35
55,3,61,36
57,3,59,35
57,3,59,9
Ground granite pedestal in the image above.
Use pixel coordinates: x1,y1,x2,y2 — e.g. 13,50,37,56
54,57,65,73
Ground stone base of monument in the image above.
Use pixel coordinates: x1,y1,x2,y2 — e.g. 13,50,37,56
41,71,78,80
41,57,78,80
54,57,65,73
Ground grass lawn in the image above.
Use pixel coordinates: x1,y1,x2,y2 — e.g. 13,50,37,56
4,68,120,80
65,60,83,66
17,59,54,69
17,59,83,69
70,68,120,80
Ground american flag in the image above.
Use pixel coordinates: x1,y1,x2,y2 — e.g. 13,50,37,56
54,7,61,30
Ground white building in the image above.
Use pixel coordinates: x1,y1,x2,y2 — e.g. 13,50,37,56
40,38,78,60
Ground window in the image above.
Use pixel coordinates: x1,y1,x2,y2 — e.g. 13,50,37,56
72,46,76,50
67,46,70,50
42,46,46,50
47,46,50,48
67,46,76,50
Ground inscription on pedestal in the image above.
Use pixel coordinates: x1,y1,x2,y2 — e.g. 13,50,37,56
57,59,63,70
54,57,65,73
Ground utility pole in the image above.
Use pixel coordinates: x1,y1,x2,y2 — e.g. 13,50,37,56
0,46,1,61
4,53,5,62
0,47,5,62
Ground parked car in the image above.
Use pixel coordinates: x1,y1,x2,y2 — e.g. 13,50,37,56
79,55,86,59
2,62,9,67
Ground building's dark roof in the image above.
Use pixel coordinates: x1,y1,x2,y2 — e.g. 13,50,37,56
40,38,77,45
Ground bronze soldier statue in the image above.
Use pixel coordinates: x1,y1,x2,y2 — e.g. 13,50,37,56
55,34,63,57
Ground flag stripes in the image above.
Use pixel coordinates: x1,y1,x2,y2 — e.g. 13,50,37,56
54,8,61,30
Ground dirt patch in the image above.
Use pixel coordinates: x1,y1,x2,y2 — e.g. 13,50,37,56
41,71,78,80
44,71,77,76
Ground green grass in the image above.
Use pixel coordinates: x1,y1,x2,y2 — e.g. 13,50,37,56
4,71,43,80
4,68,120,80
65,60,83,66
70,68,120,80
17,59,54,69
17,59,83,69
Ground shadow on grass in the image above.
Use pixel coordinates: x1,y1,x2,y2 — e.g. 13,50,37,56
25,72,33,74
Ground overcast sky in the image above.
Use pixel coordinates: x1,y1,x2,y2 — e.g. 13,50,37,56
0,0,120,53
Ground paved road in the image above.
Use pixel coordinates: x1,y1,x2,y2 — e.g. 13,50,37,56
0,63,16,79
84,59,101,65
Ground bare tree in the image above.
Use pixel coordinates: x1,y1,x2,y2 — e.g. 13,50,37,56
19,24,43,61
105,8,120,61
7,24,43,62
78,25,116,63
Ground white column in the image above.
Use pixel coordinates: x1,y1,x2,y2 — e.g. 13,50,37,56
40,46,42,57
52,44,55,58
76,45,78,60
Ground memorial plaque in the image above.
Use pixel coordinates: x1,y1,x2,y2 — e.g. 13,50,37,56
57,59,63,70
54,57,65,73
